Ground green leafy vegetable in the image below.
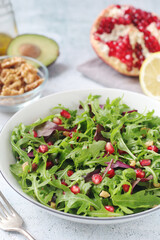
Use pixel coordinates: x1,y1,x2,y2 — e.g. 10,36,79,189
10,94,160,217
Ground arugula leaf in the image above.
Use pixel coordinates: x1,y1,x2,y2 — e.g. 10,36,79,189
56,191,101,213
10,94,160,218
112,190,160,209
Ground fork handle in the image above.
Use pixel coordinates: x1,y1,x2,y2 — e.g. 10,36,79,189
12,227,36,240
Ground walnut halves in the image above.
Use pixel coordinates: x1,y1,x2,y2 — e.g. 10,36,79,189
0,57,44,96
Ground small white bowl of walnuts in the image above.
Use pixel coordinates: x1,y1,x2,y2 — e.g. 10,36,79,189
0,56,48,112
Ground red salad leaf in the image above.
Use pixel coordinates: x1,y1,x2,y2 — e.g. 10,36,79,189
99,104,104,109
131,175,153,193
122,110,138,116
22,148,34,158
27,151,34,158
35,121,76,137
94,124,107,142
140,175,153,182
105,160,134,169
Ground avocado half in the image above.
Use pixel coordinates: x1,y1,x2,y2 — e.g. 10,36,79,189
7,34,59,67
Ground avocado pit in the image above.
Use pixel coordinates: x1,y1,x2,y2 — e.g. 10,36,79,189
19,43,41,58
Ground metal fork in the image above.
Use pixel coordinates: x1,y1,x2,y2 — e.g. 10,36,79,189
0,191,35,240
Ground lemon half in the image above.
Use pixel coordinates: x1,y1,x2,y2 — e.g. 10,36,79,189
140,52,160,100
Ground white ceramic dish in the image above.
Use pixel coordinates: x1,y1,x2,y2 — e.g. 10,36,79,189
1,88,160,224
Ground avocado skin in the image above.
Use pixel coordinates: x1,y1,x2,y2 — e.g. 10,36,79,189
7,34,59,67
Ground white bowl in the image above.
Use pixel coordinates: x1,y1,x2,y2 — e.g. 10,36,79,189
1,88,160,224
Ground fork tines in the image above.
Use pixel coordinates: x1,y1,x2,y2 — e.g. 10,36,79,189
0,191,16,219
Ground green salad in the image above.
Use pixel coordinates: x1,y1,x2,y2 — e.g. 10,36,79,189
10,94,160,217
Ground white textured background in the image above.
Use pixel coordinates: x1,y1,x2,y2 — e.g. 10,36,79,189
1,0,160,239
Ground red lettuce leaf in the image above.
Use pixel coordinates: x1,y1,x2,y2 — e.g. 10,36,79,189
35,121,76,137
122,110,138,116
131,175,153,193
140,175,153,182
94,124,107,142
105,160,134,169
27,151,34,158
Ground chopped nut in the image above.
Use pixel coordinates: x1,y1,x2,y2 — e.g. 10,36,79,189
22,161,29,171
50,202,56,209
130,160,136,167
99,190,110,198
24,78,43,92
0,57,44,96
153,182,160,188
63,131,70,137
1,87,24,96
20,63,37,84
145,140,154,148
90,206,95,211
1,57,25,68
152,205,158,208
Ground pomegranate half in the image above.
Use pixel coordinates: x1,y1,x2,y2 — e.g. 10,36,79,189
90,5,160,76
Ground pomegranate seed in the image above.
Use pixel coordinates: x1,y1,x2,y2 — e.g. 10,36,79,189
104,205,114,212
124,14,132,24
116,5,121,8
70,144,74,149
33,130,37,137
144,31,160,52
98,17,115,34
122,184,130,192
60,110,71,119
92,174,103,184
53,117,62,125
140,159,151,166
147,145,158,152
156,20,160,29
69,132,73,138
46,161,54,170
69,130,79,140
70,185,80,194
67,170,74,177
118,17,125,24
94,34,102,40
134,43,145,69
39,145,48,153
96,27,104,34
47,141,53,146
105,142,114,154
107,35,134,71
32,163,38,171
136,169,145,178
61,180,68,186
107,169,115,178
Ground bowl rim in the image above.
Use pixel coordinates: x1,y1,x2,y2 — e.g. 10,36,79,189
1,87,160,223
0,55,49,99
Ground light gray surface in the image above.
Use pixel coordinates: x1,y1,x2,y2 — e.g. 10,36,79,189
77,58,143,93
0,0,160,239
